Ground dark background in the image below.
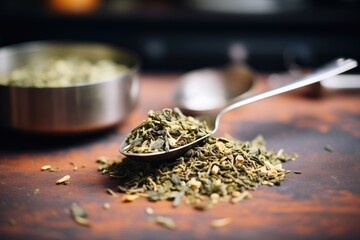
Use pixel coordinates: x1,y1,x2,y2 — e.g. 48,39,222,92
1,0,359,73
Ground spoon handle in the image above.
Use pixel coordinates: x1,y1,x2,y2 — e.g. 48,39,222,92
218,58,357,118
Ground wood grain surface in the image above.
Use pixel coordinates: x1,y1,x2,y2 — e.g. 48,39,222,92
0,74,359,240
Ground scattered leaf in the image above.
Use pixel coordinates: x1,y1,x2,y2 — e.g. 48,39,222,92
325,145,334,152
41,165,52,171
70,203,91,227
103,203,111,210
56,175,70,185
153,216,176,230
211,218,231,228
96,156,110,165
145,207,154,215
70,162,78,171
106,188,118,197
122,194,139,202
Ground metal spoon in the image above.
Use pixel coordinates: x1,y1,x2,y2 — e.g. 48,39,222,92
119,58,357,161
174,64,254,115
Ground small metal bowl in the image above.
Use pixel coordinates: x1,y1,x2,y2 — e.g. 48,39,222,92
0,41,139,134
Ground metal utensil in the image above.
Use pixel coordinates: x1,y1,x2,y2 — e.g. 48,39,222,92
119,58,357,161
0,41,139,134
321,74,360,89
174,64,254,115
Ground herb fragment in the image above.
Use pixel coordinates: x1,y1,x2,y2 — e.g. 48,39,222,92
325,145,334,152
145,207,154,215
41,165,52,171
211,218,232,228
188,177,202,190
231,191,252,203
70,203,91,227
70,162,78,171
211,165,220,175
34,188,40,195
96,156,110,165
41,165,60,172
153,216,176,230
0,57,128,88
123,108,211,153
101,135,297,210
294,170,302,174
49,167,60,172
97,157,112,174
106,188,118,197
103,203,111,210
56,175,70,185
122,194,139,202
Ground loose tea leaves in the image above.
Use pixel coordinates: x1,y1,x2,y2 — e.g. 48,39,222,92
41,165,52,171
100,135,297,209
122,194,139,202
325,145,334,152
0,57,128,88
230,191,252,204
106,188,118,197
41,165,60,172
153,216,176,230
70,162,78,171
34,188,40,195
96,156,110,165
145,207,154,215
211,218,232,228
70,203,91,227
123,108,211,153
56,175,70,185
103,203,111,210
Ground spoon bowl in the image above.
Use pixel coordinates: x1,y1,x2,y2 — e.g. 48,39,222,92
120,58,357,162
174,65,254,115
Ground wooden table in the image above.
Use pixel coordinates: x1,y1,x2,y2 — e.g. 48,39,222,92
0,74,359,239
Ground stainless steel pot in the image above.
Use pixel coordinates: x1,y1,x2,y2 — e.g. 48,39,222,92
0,42,139,134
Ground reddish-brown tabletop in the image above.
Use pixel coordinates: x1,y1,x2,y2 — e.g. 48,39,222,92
0,74,359,239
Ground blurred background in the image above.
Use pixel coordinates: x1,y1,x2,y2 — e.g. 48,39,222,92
1,0,359,73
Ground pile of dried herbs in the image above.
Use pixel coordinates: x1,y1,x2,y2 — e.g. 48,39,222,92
99,135,297,210
123,108,211,153
0,57,128,87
